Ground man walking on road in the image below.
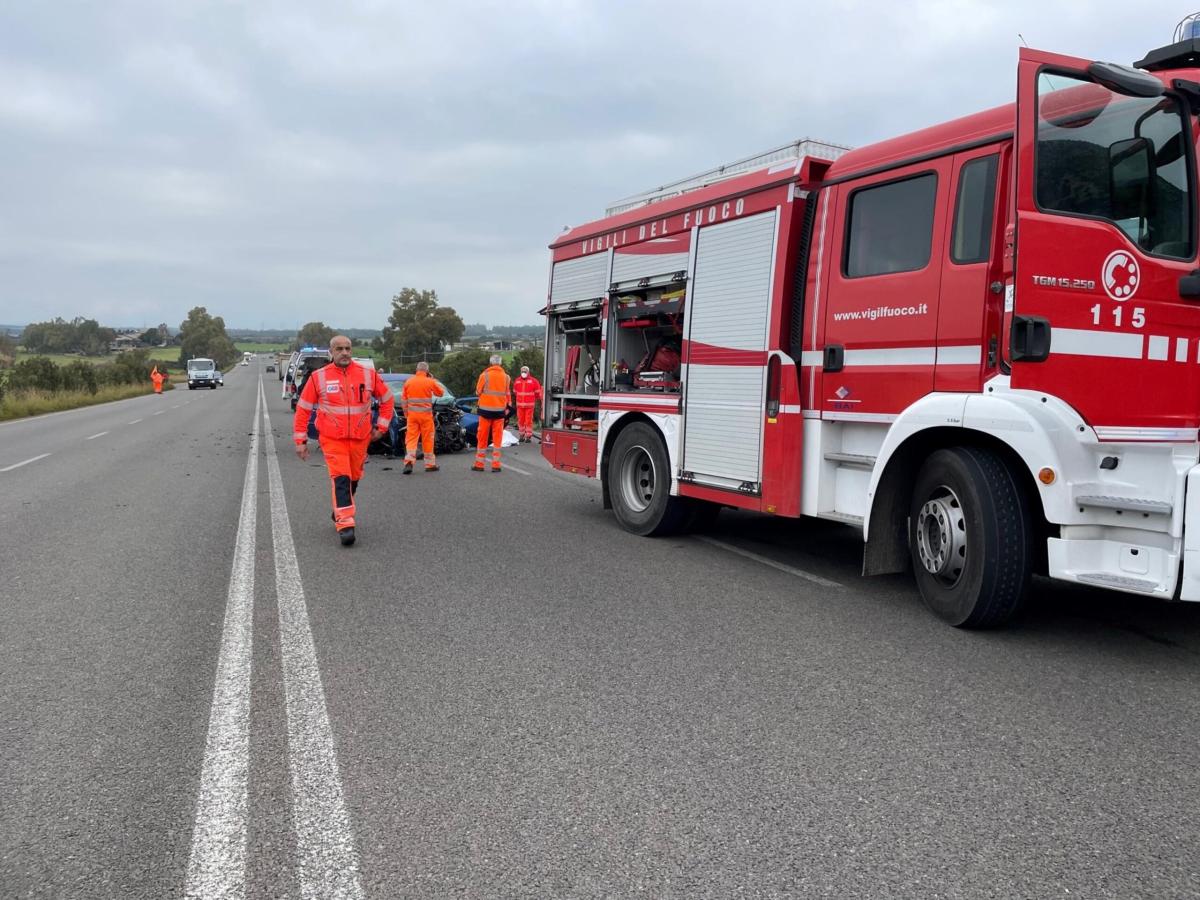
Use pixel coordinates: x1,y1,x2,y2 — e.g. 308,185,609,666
472,354,512,472
293,335,394,546
150,365,167,395
401,361,444,474
513,364,542,443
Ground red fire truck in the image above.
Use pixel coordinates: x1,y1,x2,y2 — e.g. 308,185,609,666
540,33,1200,627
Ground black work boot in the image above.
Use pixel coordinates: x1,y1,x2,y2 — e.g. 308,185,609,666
339,527,356,547
403,461,413,474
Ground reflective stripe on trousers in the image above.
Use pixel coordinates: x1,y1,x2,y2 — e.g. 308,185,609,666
474,417,504,469
404,414,436,464
321,436,368,529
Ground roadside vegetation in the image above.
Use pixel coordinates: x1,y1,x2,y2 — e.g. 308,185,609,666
0,350,170,421
0,383,161,420
2,293,544,420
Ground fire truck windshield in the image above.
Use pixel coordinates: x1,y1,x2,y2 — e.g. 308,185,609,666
1035,71,1193,259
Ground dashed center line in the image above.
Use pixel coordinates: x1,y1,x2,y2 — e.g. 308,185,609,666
85,431,108,441
153,411,165,416
128,418,143,425
0,453,51,472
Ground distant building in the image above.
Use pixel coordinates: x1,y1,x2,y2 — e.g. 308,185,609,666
109,332,143,352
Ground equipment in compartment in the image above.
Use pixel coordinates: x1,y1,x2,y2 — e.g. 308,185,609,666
563,344,600,393
608,284,685,392
547,302,602,397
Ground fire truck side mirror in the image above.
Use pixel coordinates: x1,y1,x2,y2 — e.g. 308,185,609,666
1179,270,1200,299
1010,316,1052,363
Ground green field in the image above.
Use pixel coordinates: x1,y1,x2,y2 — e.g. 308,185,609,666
13,347,182,366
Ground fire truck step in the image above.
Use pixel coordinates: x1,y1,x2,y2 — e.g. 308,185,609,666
823,452,877,470
819,510,864,528
1075,573,1160,593
1075,495,1172,516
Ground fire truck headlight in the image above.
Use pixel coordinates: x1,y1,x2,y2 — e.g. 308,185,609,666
1038,467,1056,485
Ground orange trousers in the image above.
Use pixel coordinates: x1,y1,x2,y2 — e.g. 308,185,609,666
517,405,535,439
320,436,368,529
404,414,436,466
474,417,504,470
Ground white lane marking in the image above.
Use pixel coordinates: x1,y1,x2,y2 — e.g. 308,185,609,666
85,431,108,440
153,410,165,416
185,384,260,899
172,404,181,409
259,381,365,899
501,462,533,476
128,418,143,425
0,453,50,472
695,535,843,588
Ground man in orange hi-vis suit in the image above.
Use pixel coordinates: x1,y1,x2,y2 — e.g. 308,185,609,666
150,366,167,394
472,354,512,472
293,336,394,546
400,360,444,475
512,364,542,443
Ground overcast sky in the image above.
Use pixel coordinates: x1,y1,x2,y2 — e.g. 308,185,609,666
0,1,1184,331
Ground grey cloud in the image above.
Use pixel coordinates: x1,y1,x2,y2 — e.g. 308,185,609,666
0,0,1181,329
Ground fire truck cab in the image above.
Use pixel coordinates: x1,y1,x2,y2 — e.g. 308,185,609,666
541,33,1200,627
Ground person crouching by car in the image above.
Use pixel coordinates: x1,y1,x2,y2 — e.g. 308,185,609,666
472,354,512,472
401,361,444,474
293,335,394,546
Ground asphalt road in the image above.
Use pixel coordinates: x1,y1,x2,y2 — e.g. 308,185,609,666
2,364,1200,898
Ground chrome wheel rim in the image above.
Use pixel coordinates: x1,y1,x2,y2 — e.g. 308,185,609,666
916,487,967,587
616,444,656,514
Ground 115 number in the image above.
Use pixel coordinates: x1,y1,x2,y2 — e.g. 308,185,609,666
1091,304,1145,328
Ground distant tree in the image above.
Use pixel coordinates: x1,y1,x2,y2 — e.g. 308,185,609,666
0,332,15,367
73,318,114,356
433,348,491,397
19,317,113,355
507,348,544,382
139,328,160,345
294,321,335,351
178,307,238,368
21,319,72,354
379,288,464,369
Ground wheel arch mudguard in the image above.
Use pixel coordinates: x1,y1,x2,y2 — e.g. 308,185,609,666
862,388,1089,575
598,410,681,511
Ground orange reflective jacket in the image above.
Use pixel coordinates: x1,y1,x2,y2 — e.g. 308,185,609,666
475,365,512,415
401,371,444,417
513,374,542,408
293,361,394,443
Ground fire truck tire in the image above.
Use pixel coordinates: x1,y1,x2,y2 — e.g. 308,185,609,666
908,446,1032,628
609,422,690,536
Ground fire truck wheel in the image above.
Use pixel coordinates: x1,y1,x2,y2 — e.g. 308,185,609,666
609,422,691,536
908,446,1032,628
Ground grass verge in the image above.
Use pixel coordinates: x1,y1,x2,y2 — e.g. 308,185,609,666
0,383,161,421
